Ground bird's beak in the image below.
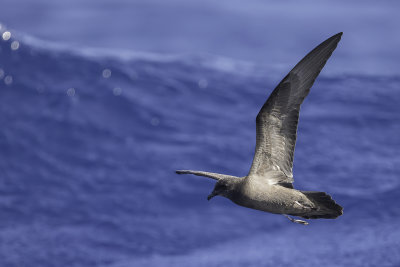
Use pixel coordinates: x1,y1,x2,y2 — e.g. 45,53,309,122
207,191,217,201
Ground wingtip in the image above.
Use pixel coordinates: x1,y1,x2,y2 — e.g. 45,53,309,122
332,32,343,41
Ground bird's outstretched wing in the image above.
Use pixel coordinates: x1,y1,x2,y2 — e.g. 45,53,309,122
247,33,342,188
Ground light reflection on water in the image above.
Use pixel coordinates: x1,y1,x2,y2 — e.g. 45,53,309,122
2,31,11,41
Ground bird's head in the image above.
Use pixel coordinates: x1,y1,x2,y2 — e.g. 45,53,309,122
207,179,238,200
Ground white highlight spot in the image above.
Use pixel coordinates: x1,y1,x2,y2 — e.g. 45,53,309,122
2,31,11,41
67,88,75,97
113,87,122,96
11,41,19,50
294,201,304,207
4,75,13,85
102,69,111,78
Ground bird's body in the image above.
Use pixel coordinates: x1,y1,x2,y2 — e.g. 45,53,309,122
236,178,313,215
176,33,344,224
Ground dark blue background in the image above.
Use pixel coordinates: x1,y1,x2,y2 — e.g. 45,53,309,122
1,1,399,266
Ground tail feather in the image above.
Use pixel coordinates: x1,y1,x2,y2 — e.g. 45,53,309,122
299,191,343,219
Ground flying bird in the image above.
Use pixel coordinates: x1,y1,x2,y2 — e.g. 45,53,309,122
176,33,344,224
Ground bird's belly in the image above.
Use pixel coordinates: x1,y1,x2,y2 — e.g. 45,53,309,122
233,185,309,214
233,195,290,214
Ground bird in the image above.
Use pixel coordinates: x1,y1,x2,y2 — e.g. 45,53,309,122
176,33,344,225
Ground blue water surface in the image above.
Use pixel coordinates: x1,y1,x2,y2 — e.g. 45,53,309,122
0,1,400,266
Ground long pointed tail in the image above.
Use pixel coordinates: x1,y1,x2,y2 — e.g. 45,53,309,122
299,191,343,219
176,170,237,181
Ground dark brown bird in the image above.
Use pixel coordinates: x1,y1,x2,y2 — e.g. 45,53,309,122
177,33,344,225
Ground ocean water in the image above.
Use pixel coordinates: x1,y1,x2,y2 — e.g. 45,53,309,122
1,2,400,266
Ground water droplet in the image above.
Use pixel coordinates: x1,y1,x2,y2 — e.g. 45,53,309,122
113,87,122,96
2,31,11,41
4,75,13,85
0,69,4,79
67,88,75,97
10,41,19,50
102,69,111,78
198,79,208,89
151,117,160,126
